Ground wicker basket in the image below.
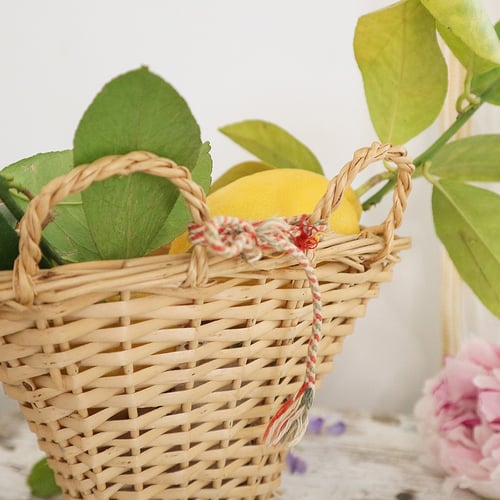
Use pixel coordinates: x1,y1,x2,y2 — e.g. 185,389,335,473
0,142,413,499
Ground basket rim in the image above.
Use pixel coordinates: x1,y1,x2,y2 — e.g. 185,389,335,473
9,142,414,306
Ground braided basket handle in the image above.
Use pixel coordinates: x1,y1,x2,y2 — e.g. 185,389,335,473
310,142,414,262
13,151,210,305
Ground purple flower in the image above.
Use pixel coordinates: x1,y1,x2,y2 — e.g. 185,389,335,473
286,451,307,474
326,421,346,436
307,416,325,434
306,414,346,436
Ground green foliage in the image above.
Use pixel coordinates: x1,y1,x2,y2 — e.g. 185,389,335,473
351,0,500,317
471,22,500,106
432,181,500,317
0,207,19,270
219,120,324,174
0,67,212,267
218,3,500,319
428,135,500,182
354,0,448,145
420,0,500,66
27,457,61,498
74,67,210,259
437,21,498,75
472,65,500,105
146,140,213,252
2,150,99,262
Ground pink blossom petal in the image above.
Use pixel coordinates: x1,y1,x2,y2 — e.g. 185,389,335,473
444,358,483,400
437,438,488,480
458,339,500,370
478,391,500,423
445,424,477,448
414,394,434,421
482,433,500,461
473,424,494,448
474,374,500,391
415,339,500,493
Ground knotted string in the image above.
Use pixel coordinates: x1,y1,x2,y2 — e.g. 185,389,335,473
189,214,326,448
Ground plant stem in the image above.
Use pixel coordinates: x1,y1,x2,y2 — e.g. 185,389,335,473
412,103,481,172
362,178,396,211
361,104,477,210
0,174,65,266
355,171,393,198
362,103,478,210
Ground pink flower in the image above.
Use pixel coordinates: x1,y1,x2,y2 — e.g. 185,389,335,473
415,338,500,499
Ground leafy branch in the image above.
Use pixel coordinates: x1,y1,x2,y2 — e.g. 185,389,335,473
351,0,500,318
218,0,500,319
360,80,490,210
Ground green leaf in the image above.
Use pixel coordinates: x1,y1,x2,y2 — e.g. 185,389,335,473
437,21,498,75
2,151,98,262
0,208,19,270
432,180,500,318
354,0,447,144
219,120,324,174
429,135,500,182
146,141,212,253
73,67,206,259
471,66,500,105
209,161,275,193
470,21,500,105
27,457,61,497
421,0,500,66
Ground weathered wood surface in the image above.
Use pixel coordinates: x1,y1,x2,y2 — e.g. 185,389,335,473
0,409,479,500
280,410,479,500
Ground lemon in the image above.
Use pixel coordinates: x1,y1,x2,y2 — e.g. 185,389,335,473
170,168,361,254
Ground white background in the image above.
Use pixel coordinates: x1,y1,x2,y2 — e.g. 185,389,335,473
1,0,499,414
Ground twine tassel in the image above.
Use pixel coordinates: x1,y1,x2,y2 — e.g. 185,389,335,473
189,214,325,449
263,383,315,447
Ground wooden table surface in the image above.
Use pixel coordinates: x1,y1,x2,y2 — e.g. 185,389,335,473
0,408,480,500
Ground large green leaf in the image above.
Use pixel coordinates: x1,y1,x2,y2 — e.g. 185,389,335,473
354,0,447,144
437,21,498,75
0,208,19,270
421,0,500,66
73,67,206,259
432,180,500,318
219,120,324,174
2,150,99,262
147,141,212,253
429,135,500,182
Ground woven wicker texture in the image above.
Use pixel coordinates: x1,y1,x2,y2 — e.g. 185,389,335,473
0,143,413,499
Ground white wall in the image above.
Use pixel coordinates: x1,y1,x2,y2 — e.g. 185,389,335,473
1,0,498,414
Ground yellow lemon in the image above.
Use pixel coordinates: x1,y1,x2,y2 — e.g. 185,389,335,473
170,168,361,254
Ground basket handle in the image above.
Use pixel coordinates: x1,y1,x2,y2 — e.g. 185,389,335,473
310,142,414,261
13,151,211,305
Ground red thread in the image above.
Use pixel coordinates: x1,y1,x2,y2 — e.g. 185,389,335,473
263,383,308,443
293,215,321,251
